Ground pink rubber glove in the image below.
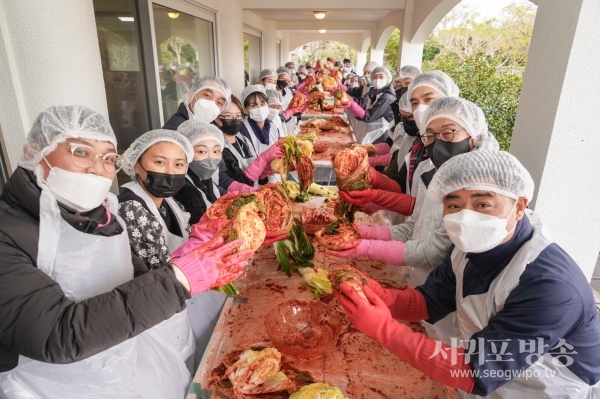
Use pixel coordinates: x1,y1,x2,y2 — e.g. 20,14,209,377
373,142,390,155
357,225,392,241
171,237,253,295
368,153,393,167
327,82,348,95
370,168,402,192
326,239,405,266
347,100,366,119
339,189,415,216
282,103,308,120
243,142,284,181
334,284,474,393
228,180,257,194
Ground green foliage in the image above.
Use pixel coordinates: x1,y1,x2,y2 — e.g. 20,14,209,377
383,29,400,71
423,51,523,150
423,37,440,62
291,41,357,66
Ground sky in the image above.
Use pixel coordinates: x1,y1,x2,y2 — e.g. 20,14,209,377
459,0,536,20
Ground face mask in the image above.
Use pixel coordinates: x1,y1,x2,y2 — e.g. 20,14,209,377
264,83,276,91
139,164,186,198
268,108,280,121
218,118,243,136
188,158,221,180
373,78,388,90
43,160,112,212
426,137,471,169
444,202,518,253
299,74,306,79
249,106,270,123
193,99,221,123
276,80,288,89
171,65,177,71
351,82,359,88
403,119,419,137
412,104,429,132
396,86,408,99
160,85,167,91
365,75,371,85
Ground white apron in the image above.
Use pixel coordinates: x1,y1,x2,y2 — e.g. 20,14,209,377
353,94,389,144
224,136,259,189
185,175,221,210
0,171,192,399
454,213,600,399
243,118,279,156
121,182,225,367
385,123,415,225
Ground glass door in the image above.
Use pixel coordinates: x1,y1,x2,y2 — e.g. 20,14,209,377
243,27,262,85
149,0,216,125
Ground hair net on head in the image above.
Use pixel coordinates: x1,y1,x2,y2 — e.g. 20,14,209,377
276,66,292,78
407,70,460,100
371,66,392,83
345,63,354,70
363,61,379,71
177,120,224,149
259,69,277,81
266,89,283,106
241,84,267,106
21,105,117,171
285,62,295,69
398,65,422,80
399,93,412,113
184,75,232,111
427,150,535,204
122,129,194,179
422,97,488,143
298,66,308,75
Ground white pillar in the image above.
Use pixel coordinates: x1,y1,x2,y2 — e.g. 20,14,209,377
510,0,600,281
398,0,424,69
0,0,107,170
281,33,291,63
262,21,278,69
370,49,384,66
356,52,368,72
217,0,245,97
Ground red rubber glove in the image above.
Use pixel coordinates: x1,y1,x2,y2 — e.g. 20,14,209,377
357,225,392,240
171,237,253,295
335,284,474,394
326,239,405,266
370,168,401,192
368,153,393,167
339,189,415,216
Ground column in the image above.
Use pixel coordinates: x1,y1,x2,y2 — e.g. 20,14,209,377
262,21,278,69
370,49,384,66
398,0,424,69
0,0,107,170
510,0,600,280
356,52,368,72
217,0,245,97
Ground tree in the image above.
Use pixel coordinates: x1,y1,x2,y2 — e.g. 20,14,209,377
290,41,358,66
383,29,400,72
163,36,187,65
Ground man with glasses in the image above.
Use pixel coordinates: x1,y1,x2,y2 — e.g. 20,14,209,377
0,105,253,397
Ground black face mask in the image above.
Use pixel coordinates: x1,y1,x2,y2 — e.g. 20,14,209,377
426,138,471,169
395,86,408,99
138,164,186,198
276,79,288,89
218,118,243,136
402,118,419,137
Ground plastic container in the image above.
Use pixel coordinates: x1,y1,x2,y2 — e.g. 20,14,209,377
264,299,343,359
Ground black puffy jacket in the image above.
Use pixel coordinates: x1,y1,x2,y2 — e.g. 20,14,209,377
0,168,189,372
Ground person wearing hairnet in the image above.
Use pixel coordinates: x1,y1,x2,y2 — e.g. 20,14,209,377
335,150,600,399
259,68,278,91
297,66,308,83
0,106,253,398
347,61,379,99
212,94,283,194
163,75,232,130
266,89,287,137
275,66,298,134
240,84,281,158
339,66,396,145
330,97,499,343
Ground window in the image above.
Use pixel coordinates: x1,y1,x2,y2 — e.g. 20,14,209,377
243,27,262,85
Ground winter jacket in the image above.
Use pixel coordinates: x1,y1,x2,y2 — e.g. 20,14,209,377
163,102,189,130
0,168,189,372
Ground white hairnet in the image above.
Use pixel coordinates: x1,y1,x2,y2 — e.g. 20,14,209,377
177,120,224,149
285,62,295,69
184,75,232,110
122,129,194,179
427,150,535,204
407,70,460,100
259,69,277,81
398,65,422,80
422,97,488,143
276,67,292,78
363,61,379,71
266,89,283,106
399,92,412,113
21,105,117,171
345,63,354,70
298,66,308,75
371,66,392,83
241,84,267,106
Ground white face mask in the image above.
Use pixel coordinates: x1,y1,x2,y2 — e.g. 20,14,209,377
268,108,280,121
373,78,388,89
193,99,221,123
412,104,429,133
443,203,518,253
249,106,270,123
351,82,359,88
43,161,113,212
264,83,276,91
299,74,306,79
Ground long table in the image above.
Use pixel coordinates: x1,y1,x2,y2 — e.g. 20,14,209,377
186,197,458,399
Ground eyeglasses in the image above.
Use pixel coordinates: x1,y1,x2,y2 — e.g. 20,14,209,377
62,143,123,173
420,128,467,145
220,114,243,120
